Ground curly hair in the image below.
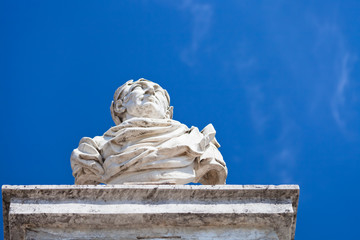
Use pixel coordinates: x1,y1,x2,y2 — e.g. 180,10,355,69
110,78,173,125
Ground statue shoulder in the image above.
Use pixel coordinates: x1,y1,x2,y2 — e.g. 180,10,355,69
70,136,105,185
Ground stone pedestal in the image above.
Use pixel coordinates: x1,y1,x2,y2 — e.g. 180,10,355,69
2,185,299,240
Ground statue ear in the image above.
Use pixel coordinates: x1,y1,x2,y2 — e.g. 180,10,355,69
166,106,174,119
110,101,121,125
114,100,126,114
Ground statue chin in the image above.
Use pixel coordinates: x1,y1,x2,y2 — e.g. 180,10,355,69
127,102,166,120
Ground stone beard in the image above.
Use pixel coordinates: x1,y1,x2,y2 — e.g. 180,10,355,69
71,79,227,185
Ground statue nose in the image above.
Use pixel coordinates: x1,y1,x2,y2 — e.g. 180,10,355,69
145,87,155,94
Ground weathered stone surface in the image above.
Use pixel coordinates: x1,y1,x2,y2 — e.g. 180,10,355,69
71,78,227,185
26,226,280,240
2,185,299,240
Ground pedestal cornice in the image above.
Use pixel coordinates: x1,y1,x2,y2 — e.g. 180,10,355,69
2,185,299,240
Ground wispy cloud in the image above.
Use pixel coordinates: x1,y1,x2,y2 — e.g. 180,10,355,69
312,18,357,135
331,53,355,133
271,148,297,183
246,83,269,135
270,100,299,183
177,0,213,66
235,59,299,182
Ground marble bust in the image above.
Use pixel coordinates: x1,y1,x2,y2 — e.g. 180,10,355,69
71,78,227,185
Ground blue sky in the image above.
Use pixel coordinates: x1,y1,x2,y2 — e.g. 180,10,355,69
1,1,360,239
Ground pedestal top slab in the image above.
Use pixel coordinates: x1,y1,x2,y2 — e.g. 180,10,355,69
2,185,299,240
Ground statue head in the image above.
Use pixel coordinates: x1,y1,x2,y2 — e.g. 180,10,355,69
110,78,174,125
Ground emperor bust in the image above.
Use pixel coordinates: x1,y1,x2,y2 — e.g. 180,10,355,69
71,78,227,185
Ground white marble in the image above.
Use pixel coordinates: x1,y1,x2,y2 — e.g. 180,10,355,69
71,78,227,185
2,185,299,240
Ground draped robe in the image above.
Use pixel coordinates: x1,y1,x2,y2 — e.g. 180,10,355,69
71,118,227,185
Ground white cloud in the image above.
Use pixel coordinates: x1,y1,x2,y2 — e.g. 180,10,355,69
177,0,213,66
272,101,299,183
312,18,357,134
331,53,354,132
237,66,298,182
271,148,296,183
246,84,269,135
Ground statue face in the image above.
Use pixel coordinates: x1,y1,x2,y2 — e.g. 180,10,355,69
122,81,169,119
